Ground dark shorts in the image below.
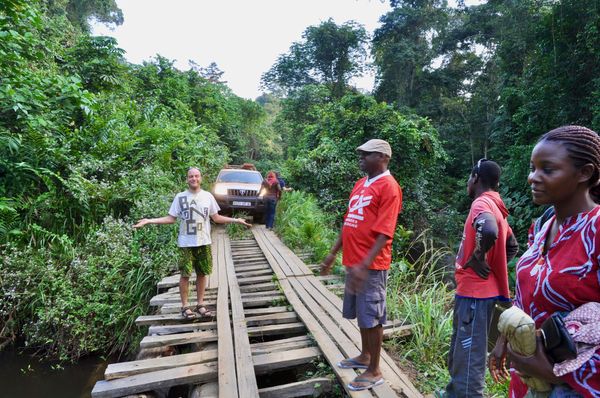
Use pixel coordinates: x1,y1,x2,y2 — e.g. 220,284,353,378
179,245,212,277
342,269,388,329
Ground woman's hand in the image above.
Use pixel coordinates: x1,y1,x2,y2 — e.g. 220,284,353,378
488,334,509,382
507,332,562,384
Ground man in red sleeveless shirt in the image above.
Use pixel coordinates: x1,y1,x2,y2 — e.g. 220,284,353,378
321,139,403,391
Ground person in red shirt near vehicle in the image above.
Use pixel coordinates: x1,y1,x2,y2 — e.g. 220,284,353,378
320,138,402,392
439,159,519,398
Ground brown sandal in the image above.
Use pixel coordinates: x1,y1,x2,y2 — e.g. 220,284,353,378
181,306,197,320
195,304,213,318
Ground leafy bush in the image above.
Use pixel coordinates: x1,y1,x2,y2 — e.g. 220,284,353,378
278,88,449,234
1,215,177,361
275,190,338,265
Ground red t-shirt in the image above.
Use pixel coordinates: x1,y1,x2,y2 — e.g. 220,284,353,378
341,172,402,270
454,191,512,299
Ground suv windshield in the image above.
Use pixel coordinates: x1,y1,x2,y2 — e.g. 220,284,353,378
217,171,262,184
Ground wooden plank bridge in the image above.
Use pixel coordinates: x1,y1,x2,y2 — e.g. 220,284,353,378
92,226,422,398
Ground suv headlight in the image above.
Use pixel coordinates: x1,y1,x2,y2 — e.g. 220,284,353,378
258,187,267,197
214,185,228,195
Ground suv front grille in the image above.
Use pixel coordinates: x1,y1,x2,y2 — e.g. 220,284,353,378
228,189,258,197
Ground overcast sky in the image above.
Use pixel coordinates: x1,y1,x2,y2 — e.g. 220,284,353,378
93,1,483,100
92,0,393,99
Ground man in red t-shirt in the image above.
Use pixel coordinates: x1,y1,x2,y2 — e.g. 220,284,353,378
439,159,518,398
321,139,402,392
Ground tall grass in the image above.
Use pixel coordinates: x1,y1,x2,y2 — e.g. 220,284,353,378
385,231,455,392
275,191,337,264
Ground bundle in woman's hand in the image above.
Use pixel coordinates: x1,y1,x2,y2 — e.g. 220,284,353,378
498,306,552,395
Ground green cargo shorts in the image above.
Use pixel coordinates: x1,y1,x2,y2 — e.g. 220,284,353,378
179,245,212,277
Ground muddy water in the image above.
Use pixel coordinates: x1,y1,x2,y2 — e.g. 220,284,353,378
0,348,112,398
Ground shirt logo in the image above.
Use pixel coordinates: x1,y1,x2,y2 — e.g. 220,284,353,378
347,194,373,221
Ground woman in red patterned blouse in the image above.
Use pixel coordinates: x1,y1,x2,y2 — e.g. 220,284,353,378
489,125,600,398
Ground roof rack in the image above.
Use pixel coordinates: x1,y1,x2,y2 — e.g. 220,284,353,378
225,163,257,171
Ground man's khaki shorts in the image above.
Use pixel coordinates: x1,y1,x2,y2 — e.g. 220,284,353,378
342,269,388,329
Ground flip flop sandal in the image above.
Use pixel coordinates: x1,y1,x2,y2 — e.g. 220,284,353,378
347,377,384,391
337,358,369,369
181,306,197,320
195,304,214,318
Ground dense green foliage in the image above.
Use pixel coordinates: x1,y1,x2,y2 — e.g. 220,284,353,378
2,7,600,398
370,0,600,241
276,86,456,235
275,191,338,264
0,0,278,359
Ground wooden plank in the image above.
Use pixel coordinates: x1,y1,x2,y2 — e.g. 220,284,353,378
168,280,275,293
254,227,298,277
262,228,312,276
224,229,260,397
92,347,319,398
317,274,343,283
106,335,316,380
250,336,314,356
144,311,295,332
242,295,286,308
148,321,217,335
92,362,218,398
258,377,333,398
244,306,289,316
208,229,219,289
233,264,270,272
253,347,320,374
150,290,281,306
302,276,421,397
157,274,183,290
289,278,398,398
244,311,298,326
159,294,285,313
104,351,218,380
251,227,289,280
215,229,238,398
383,325,413,340
274,279,372,398
235,269,273,278
239,282,278,293
135,313,215,326
232,254,266,261
139,330,218,349
237,275,274,285
247,322,306,337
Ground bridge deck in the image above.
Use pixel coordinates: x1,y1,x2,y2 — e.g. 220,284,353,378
92,226,420,398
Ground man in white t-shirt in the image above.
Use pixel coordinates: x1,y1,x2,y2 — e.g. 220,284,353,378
134,167,251,319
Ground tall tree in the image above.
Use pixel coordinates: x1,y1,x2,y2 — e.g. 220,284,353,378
372,0,449,108
261,19,368,97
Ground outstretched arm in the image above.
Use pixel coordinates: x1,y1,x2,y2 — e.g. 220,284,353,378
210,213,252,227
133,215,177,228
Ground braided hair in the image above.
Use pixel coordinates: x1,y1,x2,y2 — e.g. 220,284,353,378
540,125,600,200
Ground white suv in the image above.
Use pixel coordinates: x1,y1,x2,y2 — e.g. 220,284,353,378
212,167,266,218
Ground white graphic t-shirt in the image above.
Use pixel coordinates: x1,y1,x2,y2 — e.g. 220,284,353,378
168,190,220,247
